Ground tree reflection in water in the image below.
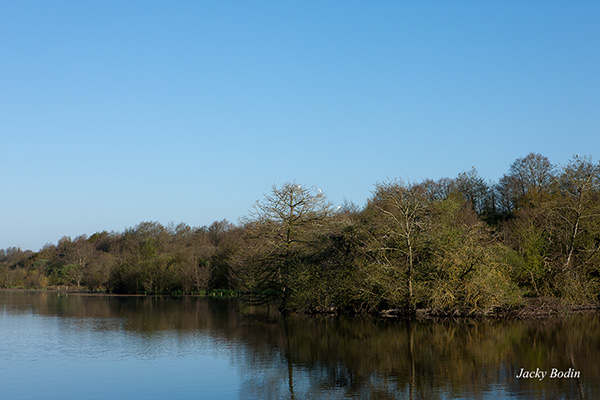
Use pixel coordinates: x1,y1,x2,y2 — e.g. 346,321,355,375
4,291,599,399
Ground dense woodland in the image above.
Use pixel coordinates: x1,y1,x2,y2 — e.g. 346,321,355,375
2,153,600,316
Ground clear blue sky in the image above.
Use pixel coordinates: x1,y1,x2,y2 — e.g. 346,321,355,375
1,1,599,251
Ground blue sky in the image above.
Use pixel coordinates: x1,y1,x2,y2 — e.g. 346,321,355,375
1,1,599,251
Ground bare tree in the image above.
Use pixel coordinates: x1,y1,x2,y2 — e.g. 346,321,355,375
241,182,334,312
497,153,554,213
452,168,491,215
364,180,430,313
553,155,600,274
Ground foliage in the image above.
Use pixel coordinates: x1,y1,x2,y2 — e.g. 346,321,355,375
2,153,600,316
425,198,520,314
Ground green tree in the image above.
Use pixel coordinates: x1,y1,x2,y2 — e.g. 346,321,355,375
426,197,519,314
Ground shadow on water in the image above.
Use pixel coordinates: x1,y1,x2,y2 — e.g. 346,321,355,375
2,291,599,399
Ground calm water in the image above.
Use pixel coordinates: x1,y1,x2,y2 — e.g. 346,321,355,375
1,291,598,399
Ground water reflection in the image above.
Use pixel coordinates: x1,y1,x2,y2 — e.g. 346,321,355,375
1,291,598,399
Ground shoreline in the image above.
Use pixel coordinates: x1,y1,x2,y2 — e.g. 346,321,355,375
378,297,600,320
2,288,598,320
0,287,237,298
0,287,146,297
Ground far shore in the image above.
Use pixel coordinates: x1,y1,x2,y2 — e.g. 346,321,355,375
2,288,598,320
0,287,146,297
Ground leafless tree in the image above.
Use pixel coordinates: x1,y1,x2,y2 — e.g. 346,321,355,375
241,182,334,312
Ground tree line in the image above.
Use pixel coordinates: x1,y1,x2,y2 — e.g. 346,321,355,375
1,153,599,315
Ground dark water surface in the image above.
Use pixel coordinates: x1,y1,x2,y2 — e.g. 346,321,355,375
1,291,598,399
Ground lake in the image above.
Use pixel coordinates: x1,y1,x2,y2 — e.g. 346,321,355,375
1,291,598,399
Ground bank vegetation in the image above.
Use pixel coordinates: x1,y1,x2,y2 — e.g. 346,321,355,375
2,153,599,317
